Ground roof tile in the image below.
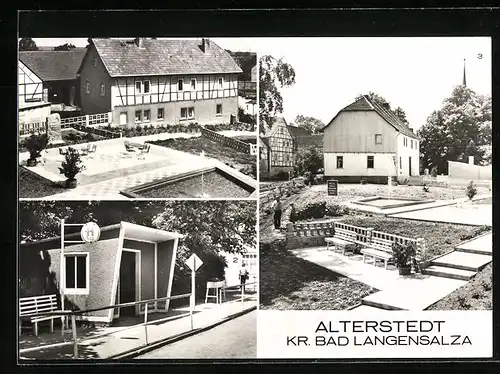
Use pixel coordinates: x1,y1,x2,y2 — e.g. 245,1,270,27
19,49,86,81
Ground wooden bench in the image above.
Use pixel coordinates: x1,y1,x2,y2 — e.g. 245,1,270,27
325,228,359,255
361,238,394,269
19,294,64,336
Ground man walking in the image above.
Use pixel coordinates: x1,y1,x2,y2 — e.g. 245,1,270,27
272,195,282,230
239,263,249,293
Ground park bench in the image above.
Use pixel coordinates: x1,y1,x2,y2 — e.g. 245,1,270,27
19,294,64,336
325,228,359,255
361,237,394,269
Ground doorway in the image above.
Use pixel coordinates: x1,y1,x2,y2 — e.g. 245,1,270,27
119,250,140,317
408,156,412,176
120,112,128,126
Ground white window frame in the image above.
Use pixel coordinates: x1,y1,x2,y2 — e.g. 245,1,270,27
216,103,223,116
100,82,105,96
178,79,184,91
143,80,150,94
218,77,224,89
187,106,195,119
367,155,375,169
190,78,196,91
85,81,90,94
135,110,142,123
63,253,89,295
157,107,165,121
375,134,382,145
143,109,151,123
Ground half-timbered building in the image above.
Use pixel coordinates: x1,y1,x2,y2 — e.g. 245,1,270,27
78,38,243,127
18,60,51,125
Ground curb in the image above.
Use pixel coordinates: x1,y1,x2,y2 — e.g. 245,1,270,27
108,305,257,359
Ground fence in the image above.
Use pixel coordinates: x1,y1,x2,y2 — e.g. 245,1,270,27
19,121,48,136
200,127,253,154
286,220,425,260
448,160,492,181
60,112,112,128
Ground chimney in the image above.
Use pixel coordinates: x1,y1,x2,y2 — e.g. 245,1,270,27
382,102,390,110
468,156,474,165
42,88,49,103
200,38,210,53
135,37,145,48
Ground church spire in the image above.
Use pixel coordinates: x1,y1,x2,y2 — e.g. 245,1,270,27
462,59,467,87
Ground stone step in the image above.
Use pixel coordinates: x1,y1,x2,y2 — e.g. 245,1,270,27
361,298,406,311
431,251,492,272
455,233,492,256
422,265,476,281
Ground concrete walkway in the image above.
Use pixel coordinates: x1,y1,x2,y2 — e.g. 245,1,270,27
19,298,256,360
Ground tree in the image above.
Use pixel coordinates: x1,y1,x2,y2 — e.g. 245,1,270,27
417,85,492,174
19,37,38,51
294,145,324,178
355,92,409,126
259,55,296,133
292,115,325,134
53,43,76,51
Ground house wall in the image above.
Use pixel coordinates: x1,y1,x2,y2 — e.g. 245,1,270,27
122,239,155,305
156,240,175,310
323,111,398,153
221,249,258,291
111,96,238,127
324,152,396,183
18,104,51,125
395,133,420,181
18,61,43,104
79,45,113,114
45,79,81,107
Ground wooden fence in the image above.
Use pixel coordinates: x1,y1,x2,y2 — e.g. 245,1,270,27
200,127,253,154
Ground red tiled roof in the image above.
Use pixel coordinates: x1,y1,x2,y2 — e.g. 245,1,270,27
90,38,243,77
19,49,86,81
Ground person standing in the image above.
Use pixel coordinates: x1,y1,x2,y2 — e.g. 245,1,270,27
239,263,249,293
272,195,282,230
289,202,297,224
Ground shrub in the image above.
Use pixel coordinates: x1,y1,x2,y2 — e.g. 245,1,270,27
59,147,86,180
430,166,438,177
294,201,327,221
465,181,478,200
392,242,416,268
325,203,350,217
24,133,48,161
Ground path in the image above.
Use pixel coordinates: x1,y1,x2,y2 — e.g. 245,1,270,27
136,310,256,359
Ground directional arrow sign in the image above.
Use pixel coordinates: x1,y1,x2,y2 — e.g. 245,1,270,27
185,253,203,272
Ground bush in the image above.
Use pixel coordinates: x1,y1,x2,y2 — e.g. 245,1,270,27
392,242,416,268
294,201,327,221
430,166,438,177
59,147,86,180
325,203,350,217
24,133,48,161
466,181,478,200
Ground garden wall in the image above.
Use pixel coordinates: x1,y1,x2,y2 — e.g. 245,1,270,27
200,127,254,154
448,160,492,181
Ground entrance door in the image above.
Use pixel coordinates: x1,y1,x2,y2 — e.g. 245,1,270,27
120,112,128,126
119,251,137,316
408,156,412,176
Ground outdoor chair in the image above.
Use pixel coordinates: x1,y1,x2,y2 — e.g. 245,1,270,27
124,140,135,152
137,144,151,160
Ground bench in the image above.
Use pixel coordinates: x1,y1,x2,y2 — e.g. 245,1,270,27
361,238,394,269
325,228,359,255
19,294,64,336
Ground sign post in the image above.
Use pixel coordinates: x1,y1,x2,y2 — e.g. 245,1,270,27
327,180,338,196
185,253,203,330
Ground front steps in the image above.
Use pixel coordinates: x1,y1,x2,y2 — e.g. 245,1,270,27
430,251,492,272
422,265,477,281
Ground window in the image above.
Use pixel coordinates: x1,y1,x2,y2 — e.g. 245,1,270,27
410,139,413,149
336,156,343,169
216,104,222,116
135,110,142,123
143,80,150,94
218,77,223,88
178,79,184,91
375,134,382,145
191,78,196,90
64,254,88,294
180,107,187,119
399,156,402,169
93,57,97,68
143,109,151,122
85,81,90,94
188,107,195,119
135,81,142,94
157,108,164,120
99,83,105,96
367,155,374,169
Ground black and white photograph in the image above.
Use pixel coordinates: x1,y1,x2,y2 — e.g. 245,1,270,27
18,200,257,360
18,37,257,199
257,37,492,313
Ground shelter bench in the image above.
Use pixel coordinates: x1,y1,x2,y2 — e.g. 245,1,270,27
361,238,394,269
325,228,359,255
19,294,64,336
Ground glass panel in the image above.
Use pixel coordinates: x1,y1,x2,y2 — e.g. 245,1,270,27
181,108,187,118
65,256,75,288
136,81,141,93
144,110,150,121
76,256,86,288
144,81,150,93
158,108,164,119
188,107,194,118
178,80,183,91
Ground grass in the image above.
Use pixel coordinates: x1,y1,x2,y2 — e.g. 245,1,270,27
259,244,377,310
18,167,65,198
427,263,492,310
148,136,256,174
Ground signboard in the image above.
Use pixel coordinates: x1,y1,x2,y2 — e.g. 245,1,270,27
327,180,338,196
185,253,203,272
81,222,101,243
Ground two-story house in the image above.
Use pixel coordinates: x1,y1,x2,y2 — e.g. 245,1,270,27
322,95,420,184
77,38,243,127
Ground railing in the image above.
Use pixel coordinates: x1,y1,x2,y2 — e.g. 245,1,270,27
19,121,47,136
19,293,191,359
60,112,112,128
200,127,252,154
219,281,258,303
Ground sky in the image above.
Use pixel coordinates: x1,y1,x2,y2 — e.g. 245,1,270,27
32,37,491,130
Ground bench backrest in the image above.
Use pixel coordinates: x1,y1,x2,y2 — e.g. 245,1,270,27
369,237,393,253
335,228,358,241
19,294,58,317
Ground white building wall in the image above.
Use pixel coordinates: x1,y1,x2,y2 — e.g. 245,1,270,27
221,249,257,291
324,152,396,177
395,133,420,181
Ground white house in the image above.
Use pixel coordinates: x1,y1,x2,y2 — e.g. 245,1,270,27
322,95,420,183
220,247,257,292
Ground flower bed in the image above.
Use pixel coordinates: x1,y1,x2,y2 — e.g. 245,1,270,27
19,129,106,153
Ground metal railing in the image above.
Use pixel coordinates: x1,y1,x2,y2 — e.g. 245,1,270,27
19,293,191,359
218,281,258,303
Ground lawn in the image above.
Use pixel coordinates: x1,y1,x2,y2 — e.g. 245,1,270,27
148,136,256,177
427,263,492,310
259,242,377,310
19,167,65,198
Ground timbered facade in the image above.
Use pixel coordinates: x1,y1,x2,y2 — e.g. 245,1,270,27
78,38,243,127
18,61,44,104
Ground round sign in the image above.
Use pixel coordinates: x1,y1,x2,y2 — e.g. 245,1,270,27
81,222,101,243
